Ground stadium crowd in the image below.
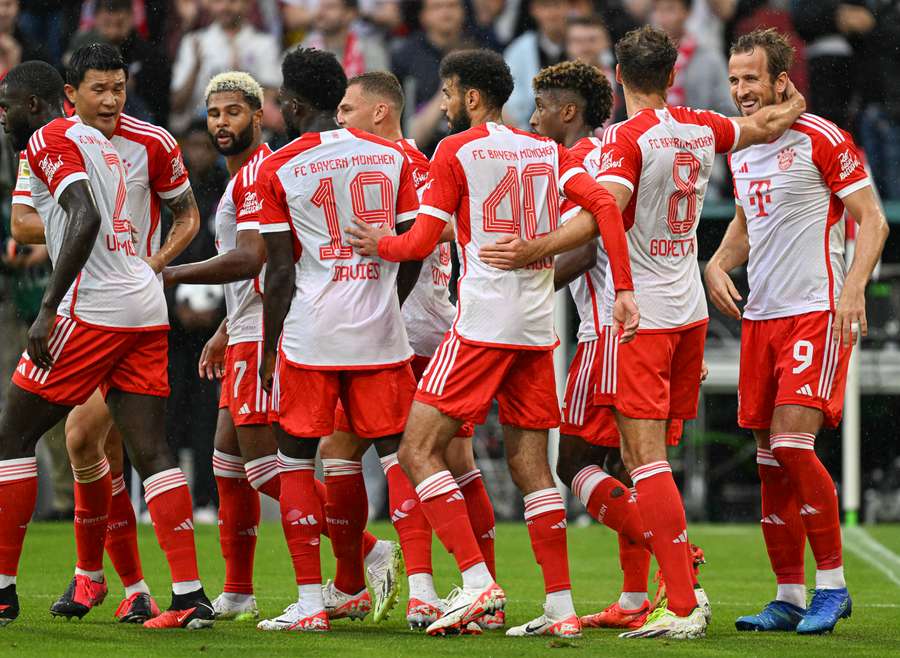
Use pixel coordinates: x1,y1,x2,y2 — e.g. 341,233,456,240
0,0,891,640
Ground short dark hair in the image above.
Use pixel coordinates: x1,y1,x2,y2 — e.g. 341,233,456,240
614,26,677,95
532,60,613,129
67,42,127,87
347,71,405,112
96,0,132,13
730,28,795,83
566,14,606,31
3,60,65,106
281,47,347,112
439,49,513,111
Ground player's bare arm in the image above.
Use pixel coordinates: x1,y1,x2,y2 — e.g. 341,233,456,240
144,187,201,273
553,239,598,290
199,318,228,380
732,80,805,150
162,229,265,287
28,180,102,369
260,230,295,392
704,205,750,320
394,218,424,305
10,203,46,245
832,186,890,347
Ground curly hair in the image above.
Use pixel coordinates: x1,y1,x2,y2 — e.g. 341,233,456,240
205,71,264,110
281,47,347,112
532,60,613,129
614,26,677,95
439,49,514,111
730,28,795,83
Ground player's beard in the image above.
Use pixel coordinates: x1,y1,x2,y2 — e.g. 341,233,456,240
213,121,255,156
447,106,472,135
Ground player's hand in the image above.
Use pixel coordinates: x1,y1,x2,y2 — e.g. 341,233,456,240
260,350,277,394
612,290,640,344
143,254,164,274
478,234,536,270
704,262,742,320
833,281,867,348
701,359,709,382
198,329,228,380
345,218,391,257
27,307,56,370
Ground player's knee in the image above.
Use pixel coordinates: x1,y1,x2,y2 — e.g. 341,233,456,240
65,426,104,466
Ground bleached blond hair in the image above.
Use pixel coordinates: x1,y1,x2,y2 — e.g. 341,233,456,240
204,71,264,109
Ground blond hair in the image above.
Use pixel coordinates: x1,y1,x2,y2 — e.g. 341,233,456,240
204,71,264,109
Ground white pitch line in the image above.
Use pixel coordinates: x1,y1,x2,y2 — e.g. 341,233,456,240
844,526,900,588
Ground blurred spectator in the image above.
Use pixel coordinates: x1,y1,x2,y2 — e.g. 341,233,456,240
0,0,49,76
364,0,405,37
79,0,149,39
685,0,736,52
17,0,80,66
301,0,388,76
169,0,281,134
468,0,528,49
392,0,486,153
565,15,621,126
653,0,733,115
66,0,170,124
504,0,568,128
791,0,874,129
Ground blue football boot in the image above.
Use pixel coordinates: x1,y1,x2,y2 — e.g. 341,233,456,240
735,600,806,632
796,588,851,635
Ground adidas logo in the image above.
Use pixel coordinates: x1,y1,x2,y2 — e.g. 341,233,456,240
16,363,26,376
761,514,786,525
445,491,464,503
737,161,749,174
291,514,318,526
239,403,251,415
482,527,496,540
795,384,813,396
173,519,194,531
672,529,688,544
391,509,408,523
800,504,819,516
551,519,568,530
239,526,259,537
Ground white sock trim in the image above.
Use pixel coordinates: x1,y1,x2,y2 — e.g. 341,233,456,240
0,574,16,588
571,465,609,507
143,468,187,503
523,487,565,520
461,562,492,590
124,579,150,598
213,450,246,479
276,451,315,472
379,452,399,475
172,580,202,596
74,567,104,582
72,457,110,484
815,566,846,590
415,470,458,502
618,591,648,610
454,469,481,489
111,473,126,496
630,460,672,485
756,448,781,467
245,454,279,489
0,457,38,484
770,433,816,451
322,458,362,477
776,583,807,608
545,589,576,618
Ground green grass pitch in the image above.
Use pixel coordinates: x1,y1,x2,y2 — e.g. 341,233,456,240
3,521,899,656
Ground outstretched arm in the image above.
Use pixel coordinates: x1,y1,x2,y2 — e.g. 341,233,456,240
260,231,294,392
346,213,446,262
146,188,201,273
163,229,265,286
28,181,101,368
704,206,750,320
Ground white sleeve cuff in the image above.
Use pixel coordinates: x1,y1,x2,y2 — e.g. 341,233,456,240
729,119,741,152
596,174,635,192
835,178,871,199
258,222,291,234
395,210,419,224
560,205,582,224
235,221,260,232
12,192,35,208
558,167,587,189
157,179,191,200
419,205,452,222
52,172,90,203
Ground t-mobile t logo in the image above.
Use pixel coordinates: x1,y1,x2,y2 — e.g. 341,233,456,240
748,179,772,217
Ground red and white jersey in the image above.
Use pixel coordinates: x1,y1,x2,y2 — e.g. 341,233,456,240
730,113,871,321
216,143,272,345
419,122,584,349
596,106,739,330
112,114,190,257
257,127,419,368
565,136,611,342
25,118,167,330
396,138,455,356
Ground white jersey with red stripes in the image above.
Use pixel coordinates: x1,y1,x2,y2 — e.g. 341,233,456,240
25,117,167,330
396,138,455,356
256,127,419,368
216,143,272,345
112,114,191,257
564,136,611,342
596,105,740,330
418,122,585,349
729,113,871,321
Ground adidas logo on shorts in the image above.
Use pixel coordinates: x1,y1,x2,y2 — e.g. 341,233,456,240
239,403,251,415
795,384,813,396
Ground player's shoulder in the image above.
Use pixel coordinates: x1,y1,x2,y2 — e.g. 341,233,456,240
568,135,603,161
115,113,179,152
601,110,657,145
432,124,492,159
397,138,429,165
27,117,79,154
257,132,323,177
668,104,729,124
790,113,852,148
236,142,272,190
343,126,406,157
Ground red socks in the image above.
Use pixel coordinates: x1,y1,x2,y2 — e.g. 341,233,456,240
72,458,112,573
214,450,259,595
0,457,38,577
323,459,368,594
106,473,143,587
457,469,496,578
757,448,806,585
770,434,842,572
619,532,651,593
381,453,432,576
277,452,322,586
245,454,280,500
572,465,649,548
631,461,697,617
523,488,571,593
143,468,200,584
415,471,484,572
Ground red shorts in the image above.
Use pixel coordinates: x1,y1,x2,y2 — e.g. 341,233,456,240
415,332,560,429
597,321,707,421
12,316,169,407
739,311,851,429
410,353,475,438
219,340,269,426
272,355,416,439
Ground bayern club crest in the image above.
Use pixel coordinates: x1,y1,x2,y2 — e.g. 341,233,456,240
777,147,795,171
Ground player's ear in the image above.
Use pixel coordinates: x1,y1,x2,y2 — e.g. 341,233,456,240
614,64,622,85
63,83,77,106
562,102,578,123
465,88,479,111
773,71,788,97
666,68,675,90
253,107,264,129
